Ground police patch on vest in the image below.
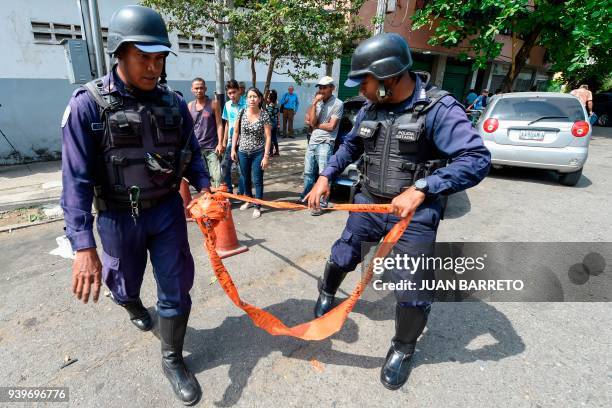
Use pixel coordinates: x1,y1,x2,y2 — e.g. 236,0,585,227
396,129,418,142
359,127,374,138
61,105,71,128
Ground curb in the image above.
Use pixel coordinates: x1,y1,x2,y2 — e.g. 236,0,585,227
0,197,61,212
0,217,64,233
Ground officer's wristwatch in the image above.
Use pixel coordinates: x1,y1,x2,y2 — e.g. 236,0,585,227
413,178,429,194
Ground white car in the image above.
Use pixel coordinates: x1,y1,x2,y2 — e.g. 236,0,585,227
478,92,592,186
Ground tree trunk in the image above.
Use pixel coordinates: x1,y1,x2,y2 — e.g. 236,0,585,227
264,55,277,95
325,58,333,76
250,55,257,88
214,18,225,100
500,24,543,92
223,0,235,81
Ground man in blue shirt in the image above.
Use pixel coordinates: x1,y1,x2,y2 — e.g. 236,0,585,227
465,88,478,106
305,33,490,391
468,89,489,111
60,5,208,404
221,79,246,194
280,86,299,138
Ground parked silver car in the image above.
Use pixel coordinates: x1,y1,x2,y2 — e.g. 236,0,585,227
477,92,592,186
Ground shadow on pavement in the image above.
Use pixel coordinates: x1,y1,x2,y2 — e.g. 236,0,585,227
178,298,383,407
442,190,471,220
147,290,524,406
487,166,593,188
353,293,526,373
240,231,330,294
416,302,525,367
590,126,612,140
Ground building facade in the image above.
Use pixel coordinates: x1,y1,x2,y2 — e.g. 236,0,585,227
0,0,336,163
338,0,552,102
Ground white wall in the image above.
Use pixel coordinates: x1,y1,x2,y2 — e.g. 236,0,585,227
0,0,331,83
0,0,339,163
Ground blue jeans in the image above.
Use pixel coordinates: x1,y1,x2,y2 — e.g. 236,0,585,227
221,142,244,194
301,142,332,199
238,148,265,208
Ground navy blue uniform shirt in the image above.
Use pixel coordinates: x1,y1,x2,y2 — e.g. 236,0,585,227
321,74,491,197
60,67,210,251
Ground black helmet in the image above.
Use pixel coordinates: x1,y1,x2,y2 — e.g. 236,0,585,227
345,33,413,87
107,5,174,55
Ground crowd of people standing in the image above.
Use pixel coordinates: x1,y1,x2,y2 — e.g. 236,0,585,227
188,76,345,219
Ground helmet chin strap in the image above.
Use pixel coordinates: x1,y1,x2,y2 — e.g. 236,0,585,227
159,57,167,85
376,76,402,103
376,82,391,103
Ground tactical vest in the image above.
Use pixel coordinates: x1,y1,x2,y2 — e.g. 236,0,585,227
357,86,449,200
84,78,191,211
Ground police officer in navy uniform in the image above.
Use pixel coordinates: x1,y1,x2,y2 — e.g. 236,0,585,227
305,33,491,390
61,5,208,405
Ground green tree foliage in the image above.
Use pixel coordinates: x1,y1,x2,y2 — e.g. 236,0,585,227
412,0,612,91
143,0,369,93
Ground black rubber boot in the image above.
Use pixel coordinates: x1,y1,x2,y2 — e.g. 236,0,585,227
380,304,430,390
314,260,348,318
159,312,201,406
112,295,153,332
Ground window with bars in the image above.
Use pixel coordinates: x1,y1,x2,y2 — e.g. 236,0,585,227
31,21,109,46
177,34,215,53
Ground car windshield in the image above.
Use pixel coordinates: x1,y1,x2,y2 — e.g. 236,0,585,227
491,97,585,122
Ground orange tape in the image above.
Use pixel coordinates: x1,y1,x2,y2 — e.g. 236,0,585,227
190,192,412,341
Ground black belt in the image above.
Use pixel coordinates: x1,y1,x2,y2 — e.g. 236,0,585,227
95,192,176,212
360,185,441,205
360,187,393,204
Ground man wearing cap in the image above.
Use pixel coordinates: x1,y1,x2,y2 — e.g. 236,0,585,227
302,76,344,215
305,33,490,390
280,86,299,138
60,5,207,405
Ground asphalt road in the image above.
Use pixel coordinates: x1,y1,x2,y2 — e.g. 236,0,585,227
0,129,610,407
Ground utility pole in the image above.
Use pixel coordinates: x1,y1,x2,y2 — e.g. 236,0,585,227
77,0,97,77
214,0,225,103
76,0,106,77
88,0,106,76
223,0,235,81
374,0,387,35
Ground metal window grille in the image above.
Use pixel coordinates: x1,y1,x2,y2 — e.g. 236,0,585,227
31,21,108,46
177,34,215,53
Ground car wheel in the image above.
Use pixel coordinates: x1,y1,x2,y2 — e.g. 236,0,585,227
559,168,583,186
597,114,609,127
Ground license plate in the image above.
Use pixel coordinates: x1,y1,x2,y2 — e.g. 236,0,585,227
519,130,545,141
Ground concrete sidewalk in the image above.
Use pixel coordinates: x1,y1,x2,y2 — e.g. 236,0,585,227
0,160,62,211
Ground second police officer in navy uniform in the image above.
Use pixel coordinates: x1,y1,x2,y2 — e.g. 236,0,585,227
305,33,491,390
61,6,208,405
